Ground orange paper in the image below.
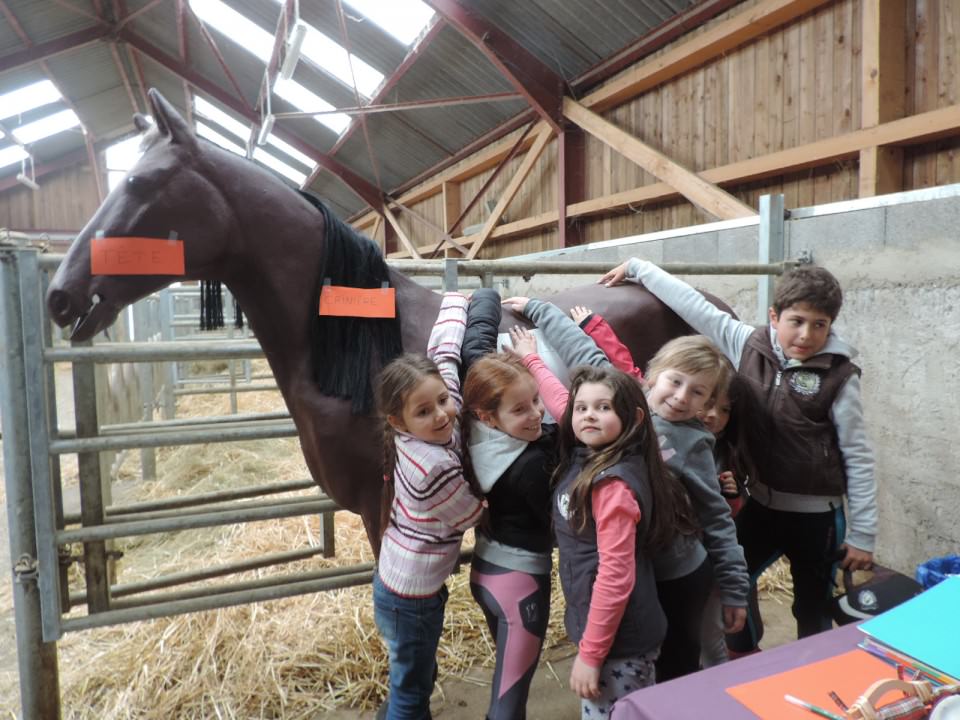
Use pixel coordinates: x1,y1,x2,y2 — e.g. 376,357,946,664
91,237,185,275
318,285,396,318
726,649,899,719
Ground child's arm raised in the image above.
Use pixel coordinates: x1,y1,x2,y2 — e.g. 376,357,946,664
427,292,470,410
461,289,501,375
503,296,610,369
508,326,570,421
576,308,643,378
601,259,754,366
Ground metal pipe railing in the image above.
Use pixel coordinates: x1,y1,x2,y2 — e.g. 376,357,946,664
102,494,325,524
49,420,297,454
62,479,317,525
57,496,338,544
44,340,263,364
59,570,374,633
69,544,331,604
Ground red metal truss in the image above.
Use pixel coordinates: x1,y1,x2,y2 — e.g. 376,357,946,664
423,0,567,133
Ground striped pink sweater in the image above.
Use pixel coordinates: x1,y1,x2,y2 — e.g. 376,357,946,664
378,293,483,597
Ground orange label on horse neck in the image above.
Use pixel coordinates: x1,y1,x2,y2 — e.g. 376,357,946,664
90,237,185,275
319,285,396,318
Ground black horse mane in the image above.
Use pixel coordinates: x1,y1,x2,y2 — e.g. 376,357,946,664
300,191,403,414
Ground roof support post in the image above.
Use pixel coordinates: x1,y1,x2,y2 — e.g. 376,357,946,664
859,0,906,197
557,124,586,248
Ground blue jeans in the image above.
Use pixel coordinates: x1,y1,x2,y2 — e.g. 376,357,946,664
373,571,448,720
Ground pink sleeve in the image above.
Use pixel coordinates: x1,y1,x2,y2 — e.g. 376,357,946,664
520,353,570,422
578,479,641,668
583,314,643,379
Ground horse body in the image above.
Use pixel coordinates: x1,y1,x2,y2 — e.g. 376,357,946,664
46,90,702,554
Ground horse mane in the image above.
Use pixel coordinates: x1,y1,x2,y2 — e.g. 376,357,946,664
299,191,403,414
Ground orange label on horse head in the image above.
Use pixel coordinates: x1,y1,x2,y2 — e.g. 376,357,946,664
319,285,396,318
90,237,185,275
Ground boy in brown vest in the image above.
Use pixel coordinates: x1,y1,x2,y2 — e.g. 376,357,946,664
599,260,877,653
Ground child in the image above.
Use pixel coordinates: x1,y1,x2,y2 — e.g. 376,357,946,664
463,353,555,720
601,259,877,653
698,371,764,667
507,297,748,679
458,288,556,720
643,336,749,680
551,365,674,719
373,292,484,720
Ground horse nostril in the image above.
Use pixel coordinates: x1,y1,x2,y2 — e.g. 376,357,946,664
47,289,75,321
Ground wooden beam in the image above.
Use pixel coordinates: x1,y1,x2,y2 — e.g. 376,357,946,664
442,181,461,233
382,205,422,259
563,97,756,220
557,124,586,247
582,0,832,112
466,124,554,259
859,0,906,197
358,0,833,232
384,103,960,257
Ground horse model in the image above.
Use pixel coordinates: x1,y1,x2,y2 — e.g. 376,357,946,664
47,90,710,555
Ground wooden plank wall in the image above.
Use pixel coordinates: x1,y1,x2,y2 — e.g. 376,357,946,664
381,0,960,258
904,0,960,188
0,162,100,232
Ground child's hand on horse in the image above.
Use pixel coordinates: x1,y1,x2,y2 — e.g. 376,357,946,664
502,296,531,314
570,305,593,324
508,326,538,357
599,262,631,287
722,605,747,633
569,655,601,700
840,544,874,572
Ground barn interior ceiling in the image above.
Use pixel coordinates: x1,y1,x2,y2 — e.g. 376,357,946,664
0,0,737,220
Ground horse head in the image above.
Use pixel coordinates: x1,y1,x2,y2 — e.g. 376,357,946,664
47,89,237,341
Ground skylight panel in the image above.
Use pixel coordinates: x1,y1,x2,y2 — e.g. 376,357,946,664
264,134,313,169
253,147,307,185
343,0,434,46
196,121,246,155
0,80,62,122
194,96,249,141
11,109,81,145
299,26,383,97
0,144,29,170
188,0,273,61
274,78,350,134
105,135,145,191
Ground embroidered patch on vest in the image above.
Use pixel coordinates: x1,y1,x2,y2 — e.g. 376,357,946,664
789,370,822,396
557,491,571,521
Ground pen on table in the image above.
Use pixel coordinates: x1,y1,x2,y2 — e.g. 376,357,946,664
784,693,846,720
828,690,849,712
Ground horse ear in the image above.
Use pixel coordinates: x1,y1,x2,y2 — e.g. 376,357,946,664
148,88,196,147
133,113,151,133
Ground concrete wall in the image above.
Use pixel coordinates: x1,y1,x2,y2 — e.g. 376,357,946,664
502,185,960,576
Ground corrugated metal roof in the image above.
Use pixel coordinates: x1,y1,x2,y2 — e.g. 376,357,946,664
0,0,721,216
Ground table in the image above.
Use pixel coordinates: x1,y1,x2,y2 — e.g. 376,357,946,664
611,623,863,719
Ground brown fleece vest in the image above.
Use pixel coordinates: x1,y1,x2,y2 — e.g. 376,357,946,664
739,327,860,496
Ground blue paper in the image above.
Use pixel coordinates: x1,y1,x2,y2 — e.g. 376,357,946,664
859,574,960,680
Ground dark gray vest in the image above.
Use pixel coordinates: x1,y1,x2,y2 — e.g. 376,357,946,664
552,449,666,659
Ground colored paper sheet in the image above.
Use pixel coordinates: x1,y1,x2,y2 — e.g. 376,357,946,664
859,575,960,681
91,237,185,275
727,649,898,720
318,285,396,318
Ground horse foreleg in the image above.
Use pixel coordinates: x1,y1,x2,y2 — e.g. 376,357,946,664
358,492,383,559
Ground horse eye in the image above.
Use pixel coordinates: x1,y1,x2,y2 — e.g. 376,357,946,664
127,175,147,191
